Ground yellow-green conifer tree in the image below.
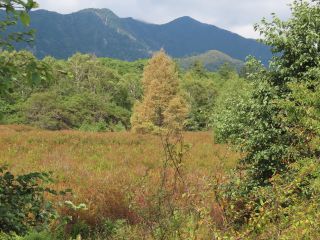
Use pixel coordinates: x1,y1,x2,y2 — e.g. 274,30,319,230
131,50,188,133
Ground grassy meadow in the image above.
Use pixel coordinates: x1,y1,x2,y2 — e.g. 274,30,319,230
1,1,320,238
0,125,239,227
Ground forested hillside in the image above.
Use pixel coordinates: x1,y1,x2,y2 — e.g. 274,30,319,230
3,8,271,63
178,50,244,71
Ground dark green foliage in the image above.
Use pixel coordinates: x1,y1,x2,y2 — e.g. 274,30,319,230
181,64,218,130
215,0,320,185
0,166,58,235
100,58,145,109
22,91,130,130
215,70,294,184
1,51,142,131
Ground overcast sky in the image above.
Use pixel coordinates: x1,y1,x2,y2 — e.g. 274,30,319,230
35,0,293,39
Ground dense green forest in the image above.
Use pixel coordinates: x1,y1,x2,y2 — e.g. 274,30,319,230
0,50,238,132
1,0,320,239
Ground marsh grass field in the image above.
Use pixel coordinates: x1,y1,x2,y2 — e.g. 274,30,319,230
0,125,239,227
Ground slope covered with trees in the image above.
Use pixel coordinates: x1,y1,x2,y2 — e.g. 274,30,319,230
178,50,244,71
3,8,272,63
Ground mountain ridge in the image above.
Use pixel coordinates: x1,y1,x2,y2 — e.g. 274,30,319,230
6,8,271,63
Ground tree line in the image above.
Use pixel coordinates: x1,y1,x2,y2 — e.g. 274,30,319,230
0,50,242,132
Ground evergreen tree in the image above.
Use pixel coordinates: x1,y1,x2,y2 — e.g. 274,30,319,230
131,50,188,133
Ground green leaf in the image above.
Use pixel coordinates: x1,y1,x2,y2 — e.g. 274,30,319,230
26,0,39,10
20,12,31,26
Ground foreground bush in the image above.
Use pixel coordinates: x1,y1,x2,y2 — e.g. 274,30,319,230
0,166,59,235
213,0,320,238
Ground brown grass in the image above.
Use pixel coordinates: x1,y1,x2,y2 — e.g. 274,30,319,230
0,125,239,226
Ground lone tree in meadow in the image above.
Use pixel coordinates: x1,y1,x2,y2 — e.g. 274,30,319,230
131,50,188,133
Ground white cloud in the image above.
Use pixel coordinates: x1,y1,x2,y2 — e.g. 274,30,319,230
35,0,293,38
230,25,260,39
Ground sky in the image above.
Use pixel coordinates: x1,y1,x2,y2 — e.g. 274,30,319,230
35,0,293,39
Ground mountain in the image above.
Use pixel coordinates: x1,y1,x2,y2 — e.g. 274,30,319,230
8,8,271,63
178,50,244,71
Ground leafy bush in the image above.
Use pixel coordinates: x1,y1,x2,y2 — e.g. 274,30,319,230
70,221,90,239
22,231,55,240
212,1,320,238
22,91,130,131
0,99,10,122
0,230,56,240
100,219,127,238
213,158,320,239
79,121,109,132
0,232,19,240
0,166,58,235
181,68,218,131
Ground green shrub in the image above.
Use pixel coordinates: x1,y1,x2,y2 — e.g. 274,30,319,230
70,221,90,239
181,69,218,131
0,232,20,240
100,219,127,238
22,231,54,240
79,121,109,132
22,91,130,131
0,166,59,235
0,99,10,122
111,122,126,132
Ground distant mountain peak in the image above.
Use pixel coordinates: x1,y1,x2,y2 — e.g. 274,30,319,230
176,16,196,21
80,8,118,17
167,16,201,25
79,8,119,25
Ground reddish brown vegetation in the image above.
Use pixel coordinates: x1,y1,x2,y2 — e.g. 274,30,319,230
0,125,239,227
